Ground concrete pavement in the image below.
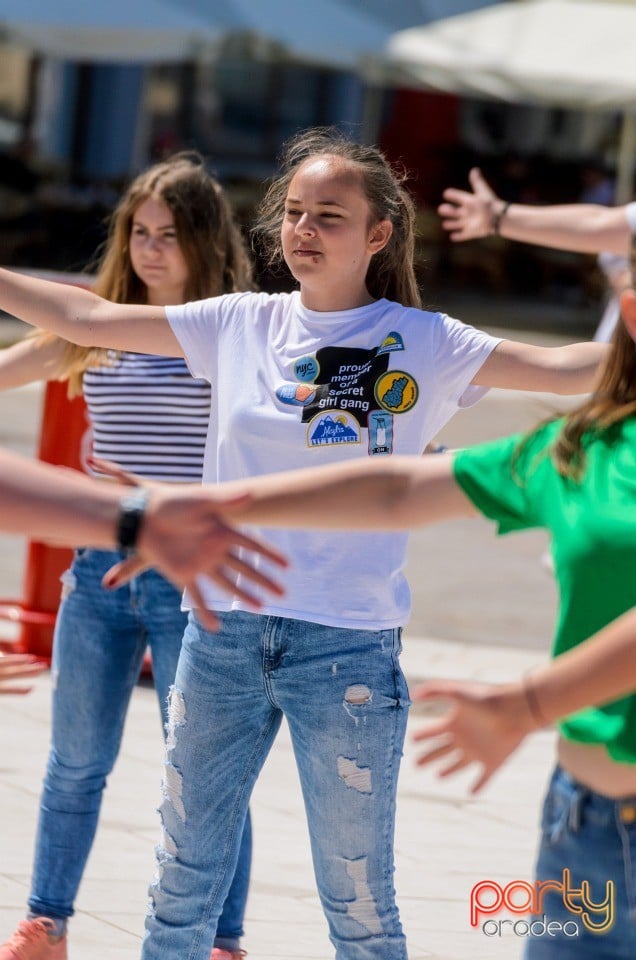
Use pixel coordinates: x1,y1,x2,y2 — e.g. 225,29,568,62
0,634,553,960
0,352,574,959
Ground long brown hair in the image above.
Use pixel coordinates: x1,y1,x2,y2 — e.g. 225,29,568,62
39,152,253,396
254,128,421,308
551,320,636,478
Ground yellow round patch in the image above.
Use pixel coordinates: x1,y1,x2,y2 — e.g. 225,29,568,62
374,371,419,414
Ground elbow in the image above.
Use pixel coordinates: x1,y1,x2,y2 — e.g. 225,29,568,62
381,469,419,529
550,348,602,396
70,322,98,348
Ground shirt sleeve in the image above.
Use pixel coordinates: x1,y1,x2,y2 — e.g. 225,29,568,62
452,430,549,534
165,294,241,382
432,314,503,408
625,202,636,235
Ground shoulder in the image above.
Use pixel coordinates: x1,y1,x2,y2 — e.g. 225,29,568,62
216,290,292,316
507,418,564,479
166,290,283,326
375,301,447,344
379,299,441,324
458,419,562,473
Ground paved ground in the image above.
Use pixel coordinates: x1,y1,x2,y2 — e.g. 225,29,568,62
0,315,591,958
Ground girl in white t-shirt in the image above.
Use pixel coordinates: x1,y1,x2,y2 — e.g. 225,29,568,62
0,128,606,960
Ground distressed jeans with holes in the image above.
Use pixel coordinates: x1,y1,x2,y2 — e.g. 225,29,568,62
143,610,410,960
28,548,251,948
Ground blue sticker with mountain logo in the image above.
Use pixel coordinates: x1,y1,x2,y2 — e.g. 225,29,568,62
306,411,361,448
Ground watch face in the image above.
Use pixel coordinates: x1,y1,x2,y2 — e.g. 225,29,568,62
117,489,149,551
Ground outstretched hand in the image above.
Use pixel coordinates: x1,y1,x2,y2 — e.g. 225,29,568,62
0,652,47,694
438,168,499,242
89,457,288,631
411,679,535,794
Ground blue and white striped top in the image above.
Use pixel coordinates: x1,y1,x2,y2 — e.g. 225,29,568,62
83,351,210,482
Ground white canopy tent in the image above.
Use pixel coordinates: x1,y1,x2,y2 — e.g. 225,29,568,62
385,0,636,201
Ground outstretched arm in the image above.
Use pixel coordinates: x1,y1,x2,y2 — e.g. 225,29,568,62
99,452,478,588
231,452,476,530
439,167,633,256
412,607,636,794
0,268,181,355
472,337,606,395
0,448,287,629
0,335,69,390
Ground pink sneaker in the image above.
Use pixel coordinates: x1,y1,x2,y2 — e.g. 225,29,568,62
0,919,67,960
210,950,246,960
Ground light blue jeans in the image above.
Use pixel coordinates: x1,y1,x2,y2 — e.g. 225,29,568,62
142,610,410,960
28,548,251,949
524,765,636,959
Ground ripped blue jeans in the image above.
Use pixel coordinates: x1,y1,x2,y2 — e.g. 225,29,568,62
143,610,410,960
28,548,251,949
525,765,636,959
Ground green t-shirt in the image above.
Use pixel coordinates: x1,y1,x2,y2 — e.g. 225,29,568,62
453,417,636,763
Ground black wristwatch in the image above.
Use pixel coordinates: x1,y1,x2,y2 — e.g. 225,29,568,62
116,488,149,552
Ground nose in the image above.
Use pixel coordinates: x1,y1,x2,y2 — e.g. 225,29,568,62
295,213,316,237
145,234,162,255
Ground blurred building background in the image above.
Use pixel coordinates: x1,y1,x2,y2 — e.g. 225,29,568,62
0,0,631,330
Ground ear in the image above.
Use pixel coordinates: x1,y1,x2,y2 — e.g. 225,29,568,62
620,288,636,342
367,219,393,255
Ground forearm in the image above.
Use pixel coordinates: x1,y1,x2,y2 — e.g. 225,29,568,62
0,268,177,354
0,268,102,346
440,169,634,255
218,453,474,530
526,609,636,724
495,200,632,257
0,335,68,390
0,449,122,545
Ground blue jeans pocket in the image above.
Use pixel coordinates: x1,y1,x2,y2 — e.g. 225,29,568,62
540,768,577,845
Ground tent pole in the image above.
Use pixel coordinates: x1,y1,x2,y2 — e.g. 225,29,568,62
615,111,636,205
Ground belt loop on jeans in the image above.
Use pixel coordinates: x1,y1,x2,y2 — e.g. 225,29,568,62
619,802,636,825
567,786,585,832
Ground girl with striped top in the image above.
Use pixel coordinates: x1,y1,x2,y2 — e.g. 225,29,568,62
0,154,253,960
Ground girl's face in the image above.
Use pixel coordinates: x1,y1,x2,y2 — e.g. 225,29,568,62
129,196,190,305
281,157,392,311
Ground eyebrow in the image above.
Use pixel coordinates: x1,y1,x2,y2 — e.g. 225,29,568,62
132,220,176,230
285,197,348,209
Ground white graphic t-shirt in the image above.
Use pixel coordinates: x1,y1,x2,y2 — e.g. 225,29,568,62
166,290,501,628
